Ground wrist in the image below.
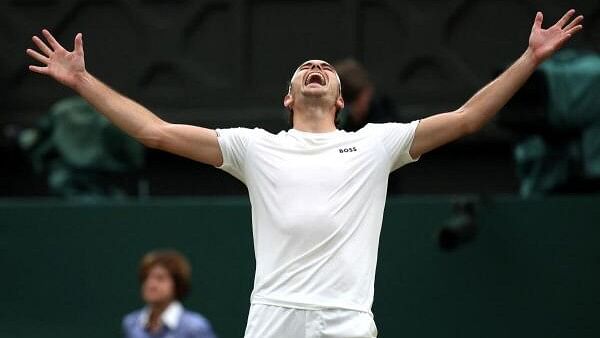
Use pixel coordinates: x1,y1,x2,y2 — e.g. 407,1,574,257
72,70,93,93
523,47,543,68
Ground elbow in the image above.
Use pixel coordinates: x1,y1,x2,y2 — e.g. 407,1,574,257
464,120,480,135
136,122,167,149
456,109,480,136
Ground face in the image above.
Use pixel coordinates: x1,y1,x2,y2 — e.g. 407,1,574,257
284,59,344,112
141,265,175,305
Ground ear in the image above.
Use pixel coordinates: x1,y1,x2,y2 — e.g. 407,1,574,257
335,95,345,111
284,94,294,111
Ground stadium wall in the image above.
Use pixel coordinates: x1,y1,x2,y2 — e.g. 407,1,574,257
1,195,598,337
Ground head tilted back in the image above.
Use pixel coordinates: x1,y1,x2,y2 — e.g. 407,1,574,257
285,61,344,127
288,62,342,96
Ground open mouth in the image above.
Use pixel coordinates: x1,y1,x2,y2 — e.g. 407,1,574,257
305,72,326,86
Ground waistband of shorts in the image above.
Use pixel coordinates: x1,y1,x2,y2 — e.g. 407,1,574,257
250,295,373,315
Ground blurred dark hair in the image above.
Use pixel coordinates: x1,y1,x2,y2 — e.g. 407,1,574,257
138,249,191,300
333,58,372,103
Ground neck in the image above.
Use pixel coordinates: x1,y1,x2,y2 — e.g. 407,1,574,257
292,101,336,133
147,301,171,332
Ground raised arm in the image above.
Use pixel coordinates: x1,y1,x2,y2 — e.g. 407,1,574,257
26,29,223,166
408,9,584,159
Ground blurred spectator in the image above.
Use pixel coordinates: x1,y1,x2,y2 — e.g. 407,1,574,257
333,58,398,131
19,96,144,200
122,250,217,338
500,50,600,196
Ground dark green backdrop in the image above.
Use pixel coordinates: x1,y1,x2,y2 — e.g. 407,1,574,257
1,196,599,338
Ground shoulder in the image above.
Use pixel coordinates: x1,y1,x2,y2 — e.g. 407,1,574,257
122,309,142,328
360,121,420,134
214,127,273,154
180,311,215,335
355,122,388,136
216,127,271,138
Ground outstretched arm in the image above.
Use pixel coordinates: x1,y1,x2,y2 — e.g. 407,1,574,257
408,9,584,159
26,29,223,166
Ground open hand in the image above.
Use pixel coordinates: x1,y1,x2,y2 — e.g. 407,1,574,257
26,29,86,88
528,9,583,64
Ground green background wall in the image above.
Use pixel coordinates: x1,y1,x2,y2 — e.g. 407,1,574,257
1,196,599,338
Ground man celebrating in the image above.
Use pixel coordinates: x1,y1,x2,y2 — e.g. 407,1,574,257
26,9,582,338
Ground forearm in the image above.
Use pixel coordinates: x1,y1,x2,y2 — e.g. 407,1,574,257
458,48,539,133
72,71,165,145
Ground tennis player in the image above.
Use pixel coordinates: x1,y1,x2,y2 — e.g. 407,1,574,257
26,9,582,337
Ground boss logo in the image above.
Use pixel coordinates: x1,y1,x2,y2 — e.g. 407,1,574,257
339,147,358,153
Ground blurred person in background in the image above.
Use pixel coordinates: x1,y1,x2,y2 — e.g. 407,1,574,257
333,58,398,131
27,9,582,338
18,96,144,200
499,50,600,196
122,250,217,338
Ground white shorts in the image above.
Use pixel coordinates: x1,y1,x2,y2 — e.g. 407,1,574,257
244,303,378,338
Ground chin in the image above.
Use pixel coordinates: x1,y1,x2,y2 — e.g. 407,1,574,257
301,87,328,97
144,295,164,304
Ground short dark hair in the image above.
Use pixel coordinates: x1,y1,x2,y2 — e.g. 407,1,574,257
138,249,192,300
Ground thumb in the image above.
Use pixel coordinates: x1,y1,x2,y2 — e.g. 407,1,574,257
74,33,84,54
533,11,543,29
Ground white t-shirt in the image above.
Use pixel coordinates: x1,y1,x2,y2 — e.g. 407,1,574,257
215,121,420,314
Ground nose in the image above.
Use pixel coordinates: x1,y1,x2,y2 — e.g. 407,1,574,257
310,63,323,71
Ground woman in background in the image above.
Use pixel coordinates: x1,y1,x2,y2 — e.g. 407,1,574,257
122,250,217,338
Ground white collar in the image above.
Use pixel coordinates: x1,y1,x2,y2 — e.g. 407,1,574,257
139,301,184,330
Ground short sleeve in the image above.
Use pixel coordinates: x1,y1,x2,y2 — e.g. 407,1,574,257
214,127,257,183
369,120,421,172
